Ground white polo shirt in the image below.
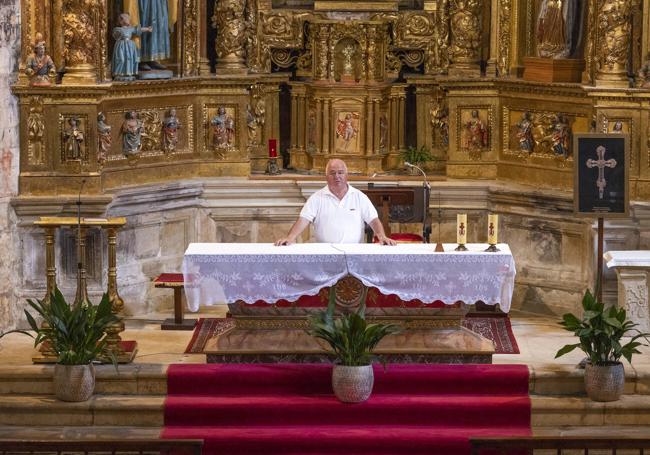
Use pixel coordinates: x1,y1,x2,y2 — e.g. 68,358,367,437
299,185,379,243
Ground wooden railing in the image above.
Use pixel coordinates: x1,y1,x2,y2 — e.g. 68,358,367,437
0,439,203,455
470,436,650,454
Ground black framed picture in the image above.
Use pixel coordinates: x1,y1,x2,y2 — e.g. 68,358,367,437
573,133,629,217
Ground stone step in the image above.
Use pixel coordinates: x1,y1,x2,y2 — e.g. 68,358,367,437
532,395,650,427
0,395,164,427
1,392,650,428
0,365,167,396
1,364,649,397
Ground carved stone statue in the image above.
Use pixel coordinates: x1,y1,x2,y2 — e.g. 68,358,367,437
379,114,388,150
24,33,56,86
551,114,571,158
535,0,584,59
121,111,143,155
162,108,181,152
464,110,488,151
211,106,235,148
112,13,152,81
515,112,534,152
63,118,84,161
97,112,112,165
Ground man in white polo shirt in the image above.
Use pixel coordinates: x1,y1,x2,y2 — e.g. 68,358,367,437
275,159,396,245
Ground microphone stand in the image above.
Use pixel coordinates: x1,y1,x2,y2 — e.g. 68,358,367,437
74,179,90,306
404,161,435,248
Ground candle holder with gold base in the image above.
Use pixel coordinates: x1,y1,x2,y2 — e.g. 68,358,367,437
265,157,281,175
484,243,500,252
455,243,468,251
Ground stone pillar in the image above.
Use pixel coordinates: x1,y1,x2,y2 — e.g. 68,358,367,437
448,0,482,77
213,0,247,74
595,0,632,87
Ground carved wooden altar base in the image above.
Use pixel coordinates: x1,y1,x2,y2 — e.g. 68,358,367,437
203,279,495,364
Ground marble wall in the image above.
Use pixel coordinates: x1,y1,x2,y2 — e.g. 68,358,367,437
0,0,21,330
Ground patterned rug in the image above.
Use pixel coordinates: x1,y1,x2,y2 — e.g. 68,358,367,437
185,314,519,355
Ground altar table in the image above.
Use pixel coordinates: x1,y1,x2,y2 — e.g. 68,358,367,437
183,243,516,313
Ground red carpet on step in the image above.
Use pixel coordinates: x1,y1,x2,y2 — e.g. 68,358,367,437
162,363,531,454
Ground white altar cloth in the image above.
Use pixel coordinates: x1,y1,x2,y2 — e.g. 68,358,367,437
182,243,516,312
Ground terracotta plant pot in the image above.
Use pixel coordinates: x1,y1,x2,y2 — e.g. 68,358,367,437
584,362,624,402
332,364,374,403
53,363,95,402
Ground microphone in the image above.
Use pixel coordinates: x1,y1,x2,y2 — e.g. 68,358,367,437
404,162,432,244
77,179,86,273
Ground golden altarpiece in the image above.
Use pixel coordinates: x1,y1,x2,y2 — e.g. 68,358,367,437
10,0,650,324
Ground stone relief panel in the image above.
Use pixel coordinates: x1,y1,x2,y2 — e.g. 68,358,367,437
503,108,590,164
104,105,193,163
204,105,237,157
458,107,490,158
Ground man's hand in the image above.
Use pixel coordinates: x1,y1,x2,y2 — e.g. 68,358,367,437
274,237,295,246
377,235,397,246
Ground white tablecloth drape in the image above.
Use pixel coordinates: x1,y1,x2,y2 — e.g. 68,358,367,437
182,243,516,312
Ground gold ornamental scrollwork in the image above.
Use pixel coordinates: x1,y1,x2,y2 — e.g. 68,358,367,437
139,110,163,152
449,0,482,67
62,0,101,83
596,0,631,83
497,0,511,76
182,0,199,76
212,0,247,72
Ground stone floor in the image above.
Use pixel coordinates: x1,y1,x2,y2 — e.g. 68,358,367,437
2,308,648,369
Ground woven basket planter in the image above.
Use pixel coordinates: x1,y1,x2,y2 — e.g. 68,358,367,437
53,364,95,402
584,362,624,402
332,364,374,403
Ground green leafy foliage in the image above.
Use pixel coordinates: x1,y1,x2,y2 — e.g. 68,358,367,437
400,145,435,166
23,288,120,366
555,289,650,365
308,288,401,366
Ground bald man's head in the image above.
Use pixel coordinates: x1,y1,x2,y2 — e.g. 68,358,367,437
325,159,349,195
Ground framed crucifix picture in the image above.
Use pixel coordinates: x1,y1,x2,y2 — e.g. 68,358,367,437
573,133,629,217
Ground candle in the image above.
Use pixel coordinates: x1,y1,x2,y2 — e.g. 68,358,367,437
457,214,467,245
487,214,498,245
268,139,277,158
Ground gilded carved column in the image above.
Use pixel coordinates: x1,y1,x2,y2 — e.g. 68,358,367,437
213,0,247,74
373,99,381,153
291,93,298,150
62,0,102,84
199,0,212,74
181,0,200,77
365,98,373,155
315,98,323,153
398,94,405,150
323,99,330,153
390,95,398,153
595,0,632,87
448,0,482,77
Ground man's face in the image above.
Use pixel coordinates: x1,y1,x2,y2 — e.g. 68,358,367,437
326,161,348,192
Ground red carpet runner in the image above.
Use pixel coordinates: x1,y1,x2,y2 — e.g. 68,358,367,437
163,363,531,455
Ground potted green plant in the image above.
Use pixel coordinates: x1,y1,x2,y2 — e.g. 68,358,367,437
23,288,120,402
555,289,650,402
309,290,401,403
400,145,434,174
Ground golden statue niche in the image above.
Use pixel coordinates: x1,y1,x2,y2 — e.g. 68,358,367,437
289,20,407,174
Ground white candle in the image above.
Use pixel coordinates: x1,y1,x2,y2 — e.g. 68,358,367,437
487,214,498,245
457,214,467,244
